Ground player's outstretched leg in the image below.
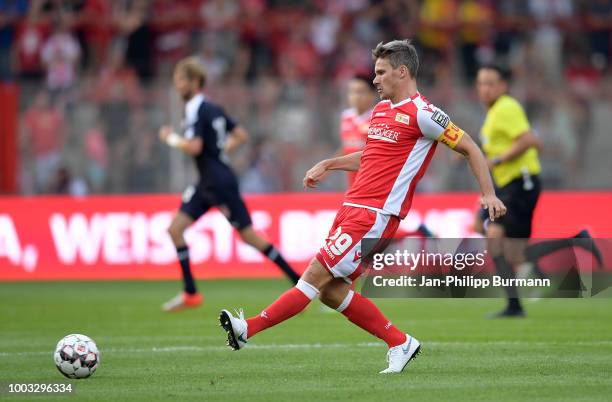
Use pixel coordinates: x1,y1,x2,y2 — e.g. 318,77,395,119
219,278,319,350
320,279,420,374
238,226,300,284
525,229,603,272
341,291,420,374
219,258,331,350
163,212,203,312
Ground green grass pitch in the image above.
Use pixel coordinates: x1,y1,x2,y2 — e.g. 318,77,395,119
1,280,611,401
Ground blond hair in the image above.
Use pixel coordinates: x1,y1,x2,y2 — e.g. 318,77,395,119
174,56,207,88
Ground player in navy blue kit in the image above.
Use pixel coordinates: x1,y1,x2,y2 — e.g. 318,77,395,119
159,57,300,312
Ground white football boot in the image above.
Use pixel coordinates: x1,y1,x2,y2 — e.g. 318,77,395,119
219,309,248,350
379,334,421,374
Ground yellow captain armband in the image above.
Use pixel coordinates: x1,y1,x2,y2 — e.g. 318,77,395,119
436,121,465,149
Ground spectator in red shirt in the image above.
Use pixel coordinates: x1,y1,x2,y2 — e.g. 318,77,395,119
150,0,198,72
21,90,65,192
15,0,49,81
92,45,142,191
73,0,113,69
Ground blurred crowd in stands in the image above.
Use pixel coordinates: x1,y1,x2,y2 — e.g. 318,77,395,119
2,0,612,195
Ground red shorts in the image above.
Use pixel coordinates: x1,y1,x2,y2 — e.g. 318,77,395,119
316,205,400,281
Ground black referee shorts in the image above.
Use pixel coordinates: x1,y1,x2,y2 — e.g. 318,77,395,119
179,183,252,230
494,175,541,238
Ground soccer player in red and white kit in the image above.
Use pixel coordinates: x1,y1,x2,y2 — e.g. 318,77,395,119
220,40,506,373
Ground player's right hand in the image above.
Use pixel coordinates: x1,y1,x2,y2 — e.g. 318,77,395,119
159,125,173,142
303,160,330,189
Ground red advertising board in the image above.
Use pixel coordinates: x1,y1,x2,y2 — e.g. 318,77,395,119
0,192,610,280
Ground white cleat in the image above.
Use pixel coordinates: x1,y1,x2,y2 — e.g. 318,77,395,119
219,309,248,350
379,334,421,374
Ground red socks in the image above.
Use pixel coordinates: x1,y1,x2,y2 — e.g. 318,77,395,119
246,280,318,338
339,291,407,348
244,280,406,349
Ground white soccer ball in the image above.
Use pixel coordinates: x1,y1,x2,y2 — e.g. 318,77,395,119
53,334,100,379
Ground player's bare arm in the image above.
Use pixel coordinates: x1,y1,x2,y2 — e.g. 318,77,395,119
303,151,362,189
488,130,541,169
326,151,363,172
224,126,248,155
159,125,203,156
452,133,507,221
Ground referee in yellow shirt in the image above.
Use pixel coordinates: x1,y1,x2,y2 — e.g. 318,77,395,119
476,64,542,317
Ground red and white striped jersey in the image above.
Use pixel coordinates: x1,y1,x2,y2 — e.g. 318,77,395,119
340,107,372,155
344,92,464,219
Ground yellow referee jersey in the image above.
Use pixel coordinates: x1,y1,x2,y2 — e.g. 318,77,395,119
480,94,541,187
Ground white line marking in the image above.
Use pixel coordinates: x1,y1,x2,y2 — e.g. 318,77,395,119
1,340,611,357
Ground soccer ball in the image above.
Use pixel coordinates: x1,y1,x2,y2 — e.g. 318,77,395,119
53,334,100,379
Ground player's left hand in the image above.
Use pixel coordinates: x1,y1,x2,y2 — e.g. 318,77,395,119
303,160,330,189
480,194,507,221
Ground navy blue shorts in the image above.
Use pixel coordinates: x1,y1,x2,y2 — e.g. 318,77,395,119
179,184,252,230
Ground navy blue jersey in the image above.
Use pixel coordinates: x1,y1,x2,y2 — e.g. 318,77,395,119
182,94,238,188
